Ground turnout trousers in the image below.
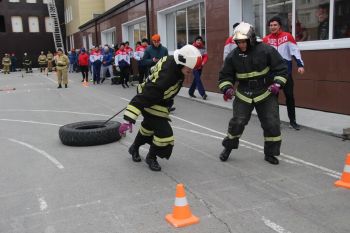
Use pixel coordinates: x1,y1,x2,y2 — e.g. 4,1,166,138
222,94,282,157
132,114,174,159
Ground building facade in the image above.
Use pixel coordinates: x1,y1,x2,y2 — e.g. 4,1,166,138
69,0,350,115
0,0,65,67
64,0,124,51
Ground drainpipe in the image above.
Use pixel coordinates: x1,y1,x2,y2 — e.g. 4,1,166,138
94,20,99,46
146,0,150,40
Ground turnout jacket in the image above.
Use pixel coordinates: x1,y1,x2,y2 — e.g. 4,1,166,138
123,56,183,123
219,42,287,104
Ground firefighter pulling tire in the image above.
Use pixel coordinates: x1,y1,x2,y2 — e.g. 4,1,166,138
59,120,121,146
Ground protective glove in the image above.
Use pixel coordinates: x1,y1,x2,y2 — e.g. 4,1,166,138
223,88,235,101
119,121,133,136
268,83,281,95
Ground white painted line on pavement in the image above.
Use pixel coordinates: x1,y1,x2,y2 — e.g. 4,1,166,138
172,115,342,178
8,138,64,169
0,119,62,127
38,197,48,211
0,109,110,117
262,216,292,233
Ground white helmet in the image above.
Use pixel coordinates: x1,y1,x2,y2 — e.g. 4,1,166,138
233,22,256,44
174,44,202,69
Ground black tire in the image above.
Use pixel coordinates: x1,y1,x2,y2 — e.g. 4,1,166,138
59,120,121,146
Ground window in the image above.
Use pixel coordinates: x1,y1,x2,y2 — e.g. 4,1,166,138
9,0,20,2
26,0,36,3
28,16,39,32
65,6,72,23
45,17,54,32
43,0,49,3
101,27,116,46
0,16,5,32
11,16,23,32
165,2,206,51
127,22,147,48
122,17,147,50
238,0,350,50
82,35,87,50
88,33,93,49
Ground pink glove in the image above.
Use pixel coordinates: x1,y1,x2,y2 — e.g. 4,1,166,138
119,121,133,136
223,88,235,101
268,83,281,95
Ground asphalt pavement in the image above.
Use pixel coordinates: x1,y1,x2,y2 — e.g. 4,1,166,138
0,71,349,233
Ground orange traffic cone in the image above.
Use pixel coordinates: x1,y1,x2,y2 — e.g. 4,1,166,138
165,183,199,228
335,153,350,189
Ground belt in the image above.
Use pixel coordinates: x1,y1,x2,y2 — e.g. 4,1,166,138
239,77,271,89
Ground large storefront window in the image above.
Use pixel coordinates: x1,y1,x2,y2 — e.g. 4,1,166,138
333,0,350,39
127,21,147,49
240,0,350,49
101,28,116,47
166,2,206,50
242,0,264,37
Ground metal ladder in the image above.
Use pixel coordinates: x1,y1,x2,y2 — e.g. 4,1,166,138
47,0,64,52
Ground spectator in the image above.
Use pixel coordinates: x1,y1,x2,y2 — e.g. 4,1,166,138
100,46,114,84
143,34,168,74
189,36,208,100
10,53,17,72
134,38,149,84
317,3,329,40
263,16,305,130
68,49,77,73
89,47,103,84
115,42,131,88
78,48,89,83
223,22,240,61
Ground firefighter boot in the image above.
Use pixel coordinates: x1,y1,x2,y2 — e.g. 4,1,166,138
128,144,141,162
146,152,161,171
264,155,279,165
220,148,232,162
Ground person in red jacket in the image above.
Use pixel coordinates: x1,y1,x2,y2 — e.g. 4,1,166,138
188,36,208,100
78,48,89,82
223,22,240,61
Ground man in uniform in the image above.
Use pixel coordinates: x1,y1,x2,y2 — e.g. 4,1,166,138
2,53,11,74
119,45,202,171
55,48,69,88
23,53,32,73
218,22,288,165
47,51,54,72
38,51,47,73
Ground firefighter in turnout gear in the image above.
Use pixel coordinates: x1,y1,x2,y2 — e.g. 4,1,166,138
38,51,47,73
119,45,202,171
2,53,11,74
22,53,32,73
218,22,288,165
47,51,54,72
